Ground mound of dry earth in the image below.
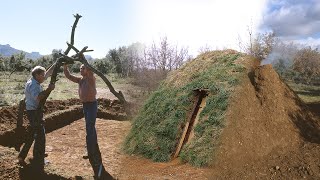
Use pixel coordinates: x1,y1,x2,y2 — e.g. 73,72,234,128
210,63,320,179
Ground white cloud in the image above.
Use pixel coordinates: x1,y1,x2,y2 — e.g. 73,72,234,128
262,0,320,38
292,37,320,48
136,0,267,56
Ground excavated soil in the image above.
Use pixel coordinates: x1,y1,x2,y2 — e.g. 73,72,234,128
0,60,319,179
209,63,320,179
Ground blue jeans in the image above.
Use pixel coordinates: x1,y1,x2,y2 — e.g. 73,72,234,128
18,110,45,163
83,101,102,168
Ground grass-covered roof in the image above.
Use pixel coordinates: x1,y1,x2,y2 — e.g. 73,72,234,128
124,50,248,166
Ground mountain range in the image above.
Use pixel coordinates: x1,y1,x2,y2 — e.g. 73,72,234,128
0,44,42,60
0,44,93,60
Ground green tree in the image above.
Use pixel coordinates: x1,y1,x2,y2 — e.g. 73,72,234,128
0,55,5,71
52,49,62,62
92,58,113,74
293,47,320,84
108,48,123,76
8,52,30,76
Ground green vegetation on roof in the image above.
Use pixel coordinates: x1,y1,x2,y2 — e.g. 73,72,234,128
124,50,246,167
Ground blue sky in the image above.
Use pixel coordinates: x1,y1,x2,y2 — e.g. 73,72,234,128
1,0,140,58
1,0,319,58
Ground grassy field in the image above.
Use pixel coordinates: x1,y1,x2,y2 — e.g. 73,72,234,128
0,71,148,107
286,81,320,103
0,71,28,106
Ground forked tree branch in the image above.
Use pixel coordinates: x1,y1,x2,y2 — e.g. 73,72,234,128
37,13,126,111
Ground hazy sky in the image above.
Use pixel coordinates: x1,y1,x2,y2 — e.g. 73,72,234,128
0,0,318,58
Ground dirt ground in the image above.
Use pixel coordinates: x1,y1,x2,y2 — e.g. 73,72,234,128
45,119,210,179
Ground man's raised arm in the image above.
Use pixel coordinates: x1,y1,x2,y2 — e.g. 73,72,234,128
63,64,81,83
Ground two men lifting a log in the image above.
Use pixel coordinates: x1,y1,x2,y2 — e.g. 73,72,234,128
17,14,120,179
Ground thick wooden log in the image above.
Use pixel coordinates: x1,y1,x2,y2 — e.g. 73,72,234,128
38,14,82,111
79,56,126,104
17,98,25,128
63,47,127,104
64,14,82,55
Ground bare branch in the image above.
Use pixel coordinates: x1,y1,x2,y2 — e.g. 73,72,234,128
66,42,80,53
36,14,126,112
64,14,82,55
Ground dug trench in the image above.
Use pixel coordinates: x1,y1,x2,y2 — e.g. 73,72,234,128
0,98,126,148
0,98,127,179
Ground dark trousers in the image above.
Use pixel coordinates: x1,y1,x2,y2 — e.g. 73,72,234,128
83,101,105,177
18,110,46,164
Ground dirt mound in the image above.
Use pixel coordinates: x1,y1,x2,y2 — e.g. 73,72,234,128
0,106,20,132
0,98,127,148
210,63,320,179
0,146,19,179
0,98,125,133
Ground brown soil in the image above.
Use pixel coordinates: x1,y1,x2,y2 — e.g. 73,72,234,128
45,118,209,179
209,63,320,179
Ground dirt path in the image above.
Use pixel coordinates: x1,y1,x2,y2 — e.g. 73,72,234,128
40,118,210,179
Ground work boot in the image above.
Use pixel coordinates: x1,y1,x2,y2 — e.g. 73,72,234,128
29,157,50,166
17,157,27,167
93,163,104,179
101,170,114,180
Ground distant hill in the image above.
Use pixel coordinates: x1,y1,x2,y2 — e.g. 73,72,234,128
0,44,94,60
0,44,42,60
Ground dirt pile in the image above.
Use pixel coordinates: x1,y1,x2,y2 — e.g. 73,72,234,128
0,98,126,148
211,63,320,179
0,146,19,180
0,106,20,132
